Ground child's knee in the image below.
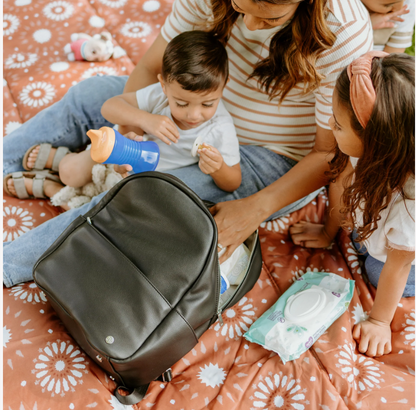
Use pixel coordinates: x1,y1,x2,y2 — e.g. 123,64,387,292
59,154,80,186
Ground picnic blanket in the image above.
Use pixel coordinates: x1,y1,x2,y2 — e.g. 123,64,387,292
3,1,415,409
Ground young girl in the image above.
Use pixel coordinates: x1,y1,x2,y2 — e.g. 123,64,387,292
290,51,415,358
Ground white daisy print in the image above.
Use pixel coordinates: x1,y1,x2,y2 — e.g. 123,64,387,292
3,206,34,242
33,340,88,396
4,326,12,348
82,66,118,79
19,82,56,108
5,121,22,135
213,296,256,339
120,21,151,39
335,342,384,392
3,14,20,36
142,0,161,12
260,215,291,234
5,52,38,69
9,282,48,304
345,242,362,274
109,394,135,409
351,303,369,325
43,1,74,21
401,310,415,350
197,363,226,388
99,0,128,7
251,371,308,410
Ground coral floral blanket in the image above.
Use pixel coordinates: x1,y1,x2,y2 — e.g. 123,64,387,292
3,0,415,409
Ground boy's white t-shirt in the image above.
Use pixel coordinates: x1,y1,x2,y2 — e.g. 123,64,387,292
350,157,415,264
136,83,240,172
373,0,415,51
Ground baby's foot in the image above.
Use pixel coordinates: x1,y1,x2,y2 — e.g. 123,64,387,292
7,176,64,199
26,145,58,170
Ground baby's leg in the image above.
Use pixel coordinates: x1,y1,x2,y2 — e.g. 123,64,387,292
59,150,98,188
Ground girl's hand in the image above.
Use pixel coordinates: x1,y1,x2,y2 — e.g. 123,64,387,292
198,144,224,175
352,318,392,357
210,196,265,263
141,112,180,145
289,221,333,248
370,6,409,29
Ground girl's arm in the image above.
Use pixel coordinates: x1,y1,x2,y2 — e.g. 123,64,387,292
289,160,353,248
353,247,414,357
211,125,335,261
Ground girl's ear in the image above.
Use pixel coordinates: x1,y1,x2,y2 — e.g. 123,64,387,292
157,74,167,95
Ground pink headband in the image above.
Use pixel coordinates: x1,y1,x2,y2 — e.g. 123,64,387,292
347,51,388,128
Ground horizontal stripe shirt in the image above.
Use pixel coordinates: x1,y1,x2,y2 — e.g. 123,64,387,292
161,0,373,161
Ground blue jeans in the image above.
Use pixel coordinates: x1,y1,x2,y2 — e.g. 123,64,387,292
3,75,321,287
352,232,415,297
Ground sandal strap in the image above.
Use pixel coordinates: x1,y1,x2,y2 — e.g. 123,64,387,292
11,172,30,199
33,143,52,171
52,146,70,172
32,174,46,198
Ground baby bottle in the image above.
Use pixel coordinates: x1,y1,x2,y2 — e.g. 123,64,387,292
87,126,160,174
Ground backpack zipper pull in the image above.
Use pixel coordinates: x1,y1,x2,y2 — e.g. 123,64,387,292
217,308,224,326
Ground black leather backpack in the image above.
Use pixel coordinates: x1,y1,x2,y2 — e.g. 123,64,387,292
33,172,262,405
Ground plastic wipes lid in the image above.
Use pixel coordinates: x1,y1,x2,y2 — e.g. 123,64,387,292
284,288,327,324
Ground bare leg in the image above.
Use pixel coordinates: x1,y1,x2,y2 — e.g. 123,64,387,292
59,150,98,188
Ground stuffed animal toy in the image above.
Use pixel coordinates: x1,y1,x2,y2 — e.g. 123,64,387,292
51,164,123,209
63,32,125,62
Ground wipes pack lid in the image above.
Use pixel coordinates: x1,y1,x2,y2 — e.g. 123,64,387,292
284,288,327,323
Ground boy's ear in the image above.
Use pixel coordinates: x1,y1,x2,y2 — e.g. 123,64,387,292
157,74,167,94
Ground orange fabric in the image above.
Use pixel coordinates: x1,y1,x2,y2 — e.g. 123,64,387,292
3,1,414,409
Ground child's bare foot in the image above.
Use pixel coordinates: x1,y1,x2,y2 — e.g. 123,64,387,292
7,175,64,199
289,221,333,248
25,145,58,170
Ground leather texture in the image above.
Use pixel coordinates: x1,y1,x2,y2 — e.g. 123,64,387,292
33,172,262,405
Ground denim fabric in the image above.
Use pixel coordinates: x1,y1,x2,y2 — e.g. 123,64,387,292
3,76,320,287
352,232,415,298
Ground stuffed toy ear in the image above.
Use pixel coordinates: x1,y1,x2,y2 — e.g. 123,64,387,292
100,31,113,42
112,46,127,59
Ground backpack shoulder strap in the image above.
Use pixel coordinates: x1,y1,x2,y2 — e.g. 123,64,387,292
115,384,149,405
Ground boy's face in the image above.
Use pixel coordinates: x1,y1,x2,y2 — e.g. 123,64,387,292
158,75,224,130
362,0,404,14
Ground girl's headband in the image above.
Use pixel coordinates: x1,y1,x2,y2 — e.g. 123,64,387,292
347,50,388,128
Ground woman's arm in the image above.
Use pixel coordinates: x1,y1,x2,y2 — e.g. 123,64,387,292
210,125,335,261
353,247,414,357
118,33,168,135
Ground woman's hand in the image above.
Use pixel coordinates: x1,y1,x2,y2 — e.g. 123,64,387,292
352,317,392,357
141,112,180,145
370,5,409,29
210,196,265,263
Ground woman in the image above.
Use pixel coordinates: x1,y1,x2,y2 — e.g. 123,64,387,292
3,0,372,286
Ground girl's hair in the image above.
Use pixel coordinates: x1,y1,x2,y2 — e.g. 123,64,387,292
208,0,336,101
329,53,415,242
162,30,229,92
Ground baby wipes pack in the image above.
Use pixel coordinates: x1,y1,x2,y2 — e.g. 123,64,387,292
244,272,354,364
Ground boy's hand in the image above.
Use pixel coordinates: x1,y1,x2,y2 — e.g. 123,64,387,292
198,144,224,175
352,318,392,357
114,132,141,177
289,221,333,248
370,5,409,29
141,113,180,145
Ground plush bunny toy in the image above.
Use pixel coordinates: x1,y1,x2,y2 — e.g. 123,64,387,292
64,32,115,62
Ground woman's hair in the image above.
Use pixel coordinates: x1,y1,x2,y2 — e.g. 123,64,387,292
329,53,415,242
208,0,336,101
162,30,229,92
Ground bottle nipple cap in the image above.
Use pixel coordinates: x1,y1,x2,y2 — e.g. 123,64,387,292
284,288,327,324
87,127,115,163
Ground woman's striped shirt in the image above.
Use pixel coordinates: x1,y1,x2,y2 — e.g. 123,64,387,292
161,0,373,161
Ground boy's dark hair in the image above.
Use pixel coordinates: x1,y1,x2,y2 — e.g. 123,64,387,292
162,30,229,93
